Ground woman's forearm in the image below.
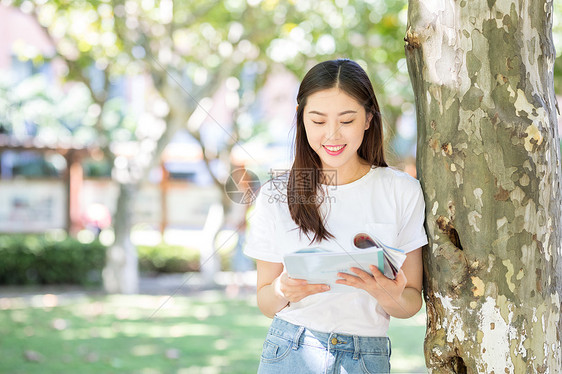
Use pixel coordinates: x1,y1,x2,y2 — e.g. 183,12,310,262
257,277,290,318
378,287,422,319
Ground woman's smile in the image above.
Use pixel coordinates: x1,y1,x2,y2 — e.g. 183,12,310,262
322,144,347,155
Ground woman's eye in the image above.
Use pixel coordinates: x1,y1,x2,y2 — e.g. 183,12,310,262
341,120,353,124
313,121,325,125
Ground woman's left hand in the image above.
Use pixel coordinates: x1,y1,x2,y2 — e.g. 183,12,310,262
336,265,407,305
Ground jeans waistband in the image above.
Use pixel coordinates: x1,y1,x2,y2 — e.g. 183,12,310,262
269,317,390,358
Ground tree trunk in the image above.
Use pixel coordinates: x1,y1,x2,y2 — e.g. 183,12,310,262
200,203,224,287
405,1,562,372
103,183,139,294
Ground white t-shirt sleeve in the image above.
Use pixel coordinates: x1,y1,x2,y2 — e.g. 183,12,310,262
243,185,283,263
395,178,428,253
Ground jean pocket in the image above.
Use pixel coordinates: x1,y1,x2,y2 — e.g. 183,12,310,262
260,334,292,363
360,352,390,374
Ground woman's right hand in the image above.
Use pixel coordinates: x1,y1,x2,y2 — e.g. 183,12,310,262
274,270,330,303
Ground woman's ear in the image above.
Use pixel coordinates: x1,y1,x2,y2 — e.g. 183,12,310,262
365,112,373,130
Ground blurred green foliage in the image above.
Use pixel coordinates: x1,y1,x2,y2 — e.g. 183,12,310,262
137,241,234,274
4,0,562,152
137,242,200,274
0,234,106,285
0,236,239,284
3,0,413,148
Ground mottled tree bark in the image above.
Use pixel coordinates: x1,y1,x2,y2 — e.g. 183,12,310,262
405,1,562,372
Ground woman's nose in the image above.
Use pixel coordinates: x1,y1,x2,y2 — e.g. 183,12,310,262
326,121,343,141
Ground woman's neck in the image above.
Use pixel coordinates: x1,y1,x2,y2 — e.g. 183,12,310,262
320,161,371,186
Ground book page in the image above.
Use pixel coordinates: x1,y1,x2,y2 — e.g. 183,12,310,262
283,249,385,293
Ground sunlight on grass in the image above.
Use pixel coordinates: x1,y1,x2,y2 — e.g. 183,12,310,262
388,302,428,373
178,323,222,336
392,354,427,372
177,367,221,374
0,290,427,373
131,344,159,356
0,291,267,374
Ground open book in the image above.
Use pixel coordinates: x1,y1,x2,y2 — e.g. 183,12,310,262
283,232,407,293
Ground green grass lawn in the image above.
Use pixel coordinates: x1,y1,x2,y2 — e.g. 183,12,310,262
0,290,427,373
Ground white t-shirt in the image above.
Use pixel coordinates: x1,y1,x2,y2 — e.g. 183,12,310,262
243,165,428,336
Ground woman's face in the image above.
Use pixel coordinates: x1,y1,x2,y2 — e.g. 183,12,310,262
303,87,372,175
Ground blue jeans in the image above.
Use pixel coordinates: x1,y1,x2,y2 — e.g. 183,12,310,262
258,317,391,374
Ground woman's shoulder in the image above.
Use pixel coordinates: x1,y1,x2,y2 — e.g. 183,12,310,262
373,166,421,190
374,165,417,181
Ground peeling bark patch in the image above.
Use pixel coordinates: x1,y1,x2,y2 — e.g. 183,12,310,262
494,185,509,201
448,201,456,219
487,254,496,272
536,268,543,293
436,216,451,232
429,136,440,153
468,211,482,232
524,124,544,152
471,276,485,297
461,86,485,111
441,142,453,156
455,172,463,188
509,186,525,203
435,293,466,344
503,259,516,292
404,26,421,50
496,73,508,84
474,188,484,210
484,150,517,192
478,297,515,373
545,293,562,363
497,216,508,229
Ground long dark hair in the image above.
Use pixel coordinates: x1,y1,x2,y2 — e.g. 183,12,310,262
288,59,387,244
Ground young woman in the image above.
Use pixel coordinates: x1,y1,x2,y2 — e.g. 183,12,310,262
244,59,428,373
